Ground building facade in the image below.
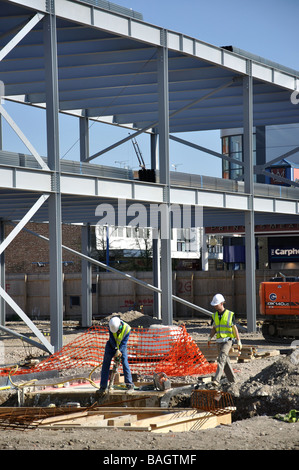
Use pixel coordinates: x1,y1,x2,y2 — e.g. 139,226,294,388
220,124,299,270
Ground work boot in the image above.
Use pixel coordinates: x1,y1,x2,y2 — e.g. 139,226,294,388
96,387,108,398
126,383,134,391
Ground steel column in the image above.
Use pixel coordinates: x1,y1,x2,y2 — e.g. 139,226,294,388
243,72,256,332
0,221,5,327
43,12,63,351
80,114,90,162
157,45,173,326
0,114,2,150
81,224,92,327
201,228,209,272
151,132,161,319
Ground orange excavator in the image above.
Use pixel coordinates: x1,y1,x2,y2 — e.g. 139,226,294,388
259,273,299,342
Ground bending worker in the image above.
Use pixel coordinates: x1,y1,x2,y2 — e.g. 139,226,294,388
208,294,242,387
99,316,134,393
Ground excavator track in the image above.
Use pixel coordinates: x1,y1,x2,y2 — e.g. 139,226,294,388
262,319,299,344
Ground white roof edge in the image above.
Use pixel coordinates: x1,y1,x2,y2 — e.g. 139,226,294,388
7,0,299,91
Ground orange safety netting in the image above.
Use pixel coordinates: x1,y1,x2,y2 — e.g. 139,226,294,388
0,325,217,378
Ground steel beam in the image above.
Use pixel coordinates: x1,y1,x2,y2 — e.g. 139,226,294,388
258,169,299,188
255,145,299,188
169,135,245,168
0,324,52,353
256,145,299,172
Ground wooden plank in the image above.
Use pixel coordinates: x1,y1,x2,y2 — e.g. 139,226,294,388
40,423,152,430
107,414,138,426
127,409,200,428
35,410,90,425
254,349,280,358
124,413,176,428
107,425,151,432
90,407,171,421
150,411,232,433
38,413,107,427
150,414,218,433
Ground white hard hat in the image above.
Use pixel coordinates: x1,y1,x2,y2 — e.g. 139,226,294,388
109,317,121,333
211,294,225,306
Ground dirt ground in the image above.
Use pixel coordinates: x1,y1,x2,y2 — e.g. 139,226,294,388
0,312,298,451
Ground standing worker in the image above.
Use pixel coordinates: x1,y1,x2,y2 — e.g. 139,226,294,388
208,294,242,387
99,316,134,394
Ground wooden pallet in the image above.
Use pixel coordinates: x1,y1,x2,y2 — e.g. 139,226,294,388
36,406,233,433
196,340,280,363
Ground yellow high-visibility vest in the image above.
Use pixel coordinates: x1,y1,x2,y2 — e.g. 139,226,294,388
212,309,235,339
113,321,131,349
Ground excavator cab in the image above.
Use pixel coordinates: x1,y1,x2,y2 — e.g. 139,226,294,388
260,273,299,341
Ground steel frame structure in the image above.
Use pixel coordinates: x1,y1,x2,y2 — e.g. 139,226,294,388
0,0,298,352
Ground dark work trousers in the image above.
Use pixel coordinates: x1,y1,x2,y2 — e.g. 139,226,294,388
100,340,133,389
214,339,235,383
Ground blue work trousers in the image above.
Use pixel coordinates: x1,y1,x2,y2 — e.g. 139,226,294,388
100,341,133,389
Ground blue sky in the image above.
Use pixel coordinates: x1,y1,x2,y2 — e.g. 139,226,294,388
2,0,299,177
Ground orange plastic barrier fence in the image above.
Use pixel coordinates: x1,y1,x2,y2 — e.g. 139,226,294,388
0,325,217,378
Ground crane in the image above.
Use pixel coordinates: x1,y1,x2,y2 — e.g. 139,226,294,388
131,136,146,169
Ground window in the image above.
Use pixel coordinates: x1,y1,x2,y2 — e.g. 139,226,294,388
115,227,124,237
70,296,80,308
176,228,195,252
222,133,257,181
229,135,243,180
222,136,230,179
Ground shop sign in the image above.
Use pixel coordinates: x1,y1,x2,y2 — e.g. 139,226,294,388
270,246,299,261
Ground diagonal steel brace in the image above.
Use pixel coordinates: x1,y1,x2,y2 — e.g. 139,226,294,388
0,13,44,62
0,194,54,354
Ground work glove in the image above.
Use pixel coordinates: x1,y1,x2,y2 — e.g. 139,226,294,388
237,340,242,351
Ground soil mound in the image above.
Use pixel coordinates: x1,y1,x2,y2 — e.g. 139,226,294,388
99,310,162,329
239,353,299,399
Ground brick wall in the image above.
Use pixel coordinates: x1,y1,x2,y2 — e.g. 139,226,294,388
4,222,82,274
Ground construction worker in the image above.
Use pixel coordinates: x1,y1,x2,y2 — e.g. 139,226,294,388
99,316,134,394
207,294,242,387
